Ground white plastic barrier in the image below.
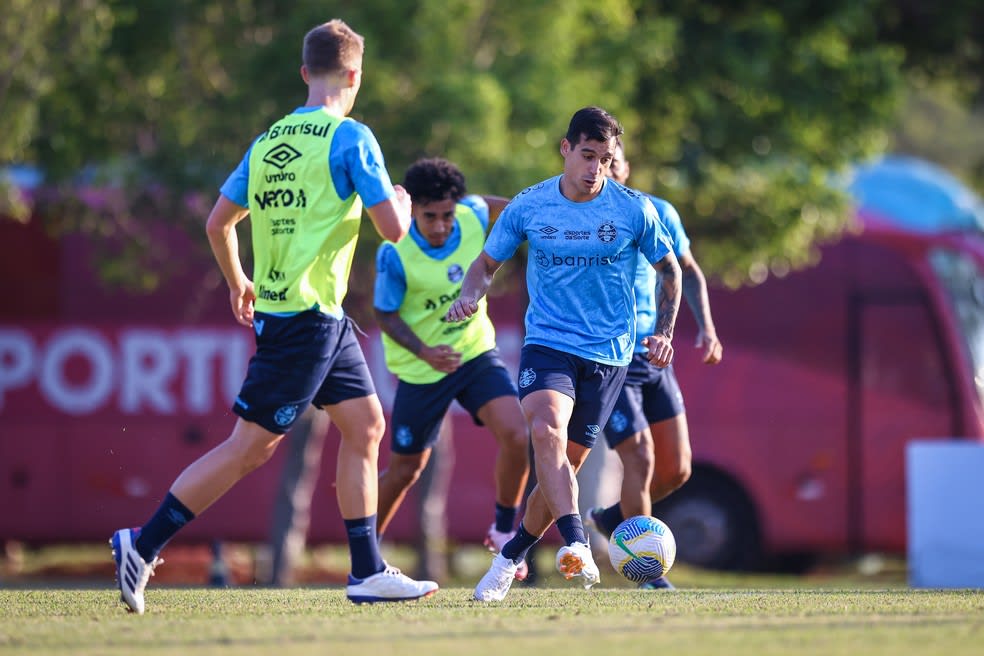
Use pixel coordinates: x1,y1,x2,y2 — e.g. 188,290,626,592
907,441,984,588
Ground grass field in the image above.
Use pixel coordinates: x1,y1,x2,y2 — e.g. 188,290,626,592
2,545,983,655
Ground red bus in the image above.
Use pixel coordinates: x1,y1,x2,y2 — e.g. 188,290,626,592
651,156,984,569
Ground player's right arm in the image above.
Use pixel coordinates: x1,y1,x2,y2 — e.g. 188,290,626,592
446,250,503,322
374,309,463,373
205,194,254,328
365,184,412,243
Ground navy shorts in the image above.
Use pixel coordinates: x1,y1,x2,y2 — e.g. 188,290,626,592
604,353,685,448
233,310,376,434
517,344,628,449
389,348,518,454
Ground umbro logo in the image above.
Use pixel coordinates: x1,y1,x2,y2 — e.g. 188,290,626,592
263,144,302,170
539,226,558,235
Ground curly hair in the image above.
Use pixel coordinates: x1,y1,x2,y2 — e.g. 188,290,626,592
402,158,467,204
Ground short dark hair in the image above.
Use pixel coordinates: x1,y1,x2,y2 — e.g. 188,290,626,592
565,106,623,146
303,19,364,75
403,158,467,204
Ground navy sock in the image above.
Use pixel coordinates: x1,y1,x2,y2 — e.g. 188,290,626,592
501,522,540,563
135,492,195,562
345,515,386,580
494,503,519,533
599,503,625,537
556,513,588,547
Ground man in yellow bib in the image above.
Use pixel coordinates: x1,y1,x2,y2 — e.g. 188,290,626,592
110,19,438,612
373,158,531,580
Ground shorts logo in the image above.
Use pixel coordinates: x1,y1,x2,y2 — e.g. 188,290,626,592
585,424,601,438
262,144,302,169
597,222,617,243
274,404,298,427
518,368,536,388
609,410,628,433
447,264,464,282
396,426,413,448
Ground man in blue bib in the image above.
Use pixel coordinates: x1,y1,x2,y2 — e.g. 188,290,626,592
447,107,683,602
373,158,531,580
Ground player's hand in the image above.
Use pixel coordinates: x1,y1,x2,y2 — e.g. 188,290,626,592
446,297,479,322
392,184,412,217
230,280,255,328
420,344,463,374
642,334,674,368
696,329,723,364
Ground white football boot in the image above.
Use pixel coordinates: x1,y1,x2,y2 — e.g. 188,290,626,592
556,542,600,589
110,528,164,614
473,552,519,602
345,564,438,603
483,524,529,581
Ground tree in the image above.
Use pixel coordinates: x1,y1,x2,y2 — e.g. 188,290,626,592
2,0,980,289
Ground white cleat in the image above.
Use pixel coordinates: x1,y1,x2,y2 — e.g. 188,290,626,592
473,552,519,602
110,528,163,614
484,524,529,581
556,542,600,589
345,564,439,603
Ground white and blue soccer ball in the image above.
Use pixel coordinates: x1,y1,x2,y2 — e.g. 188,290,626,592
607,515,677,583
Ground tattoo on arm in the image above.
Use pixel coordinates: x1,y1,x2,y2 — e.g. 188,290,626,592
375,309,424,354
655,256,682,339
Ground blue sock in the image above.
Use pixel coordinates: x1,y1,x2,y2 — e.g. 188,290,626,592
345,515,386,580
599,503,625,537
135,492,195,562
556,513,588,546
494,503,519,533
501,522,540,563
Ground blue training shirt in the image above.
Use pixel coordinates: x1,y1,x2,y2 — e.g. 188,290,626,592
374,195,490,312
633,195,690,353
484,176,671,366
219,106,395,209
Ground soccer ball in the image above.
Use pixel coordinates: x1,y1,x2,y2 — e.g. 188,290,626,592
607,515,677,583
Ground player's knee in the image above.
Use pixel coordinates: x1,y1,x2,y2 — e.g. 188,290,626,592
529,419,561,451
652,461,691,496
499,423,530,453
367,415,387,444
389,456,426,487
237,437,280,474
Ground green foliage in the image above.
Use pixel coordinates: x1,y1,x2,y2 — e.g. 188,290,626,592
1,0,980,288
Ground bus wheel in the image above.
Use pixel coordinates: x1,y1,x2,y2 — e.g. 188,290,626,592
652,472,761,571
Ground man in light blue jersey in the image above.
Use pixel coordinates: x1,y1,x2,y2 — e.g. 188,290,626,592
587,138,723,590
447,106,683,602
109,19,437,613
373,158,531,581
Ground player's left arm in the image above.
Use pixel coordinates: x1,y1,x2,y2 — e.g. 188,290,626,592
679,251,723,364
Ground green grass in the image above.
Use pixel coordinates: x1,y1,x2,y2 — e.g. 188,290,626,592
2,545,982,655
2,587,983,656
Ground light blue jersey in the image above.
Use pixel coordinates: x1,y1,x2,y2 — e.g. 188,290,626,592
484,176,671,366
374,195,490,312
633,195,690,353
